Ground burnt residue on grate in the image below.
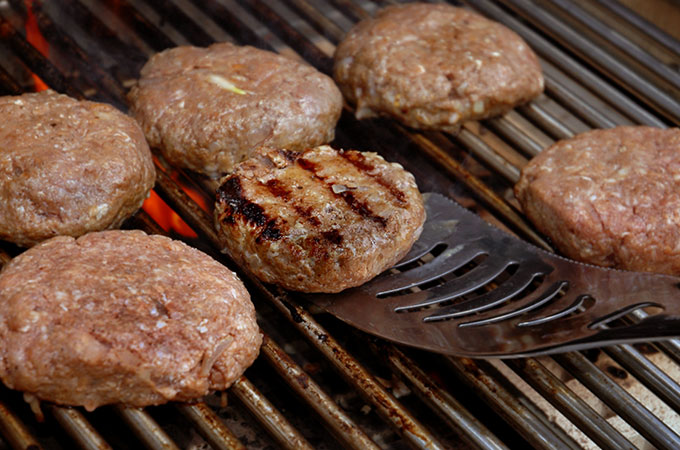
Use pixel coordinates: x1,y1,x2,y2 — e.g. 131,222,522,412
0,0,679,449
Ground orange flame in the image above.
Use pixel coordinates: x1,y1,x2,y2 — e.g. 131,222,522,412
24,0,49,91
141,166,211,238
171,172,211,214
142,190,198,238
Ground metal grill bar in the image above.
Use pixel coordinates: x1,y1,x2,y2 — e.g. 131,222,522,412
260,335,380,450
1,0,680,449
604,345,680,414
505,358,635,449
467,0,668,128
45,405,111,450
175,403,245,450
378,343,509,450
0,18,81,98
0,64,22,95
594,0,680,55
230,377,314,450
545,0,680,89
114,406,179,450
446,357,581,449
498,0,680,123
0,399,41,450
554,352,680,449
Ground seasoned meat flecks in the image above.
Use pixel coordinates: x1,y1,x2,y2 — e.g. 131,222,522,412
128,42,343,177
334,3,544,131
515,126,680,275
0,90,155,247
0,230,261,411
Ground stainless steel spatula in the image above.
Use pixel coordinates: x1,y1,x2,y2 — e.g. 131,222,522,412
305,193,680,358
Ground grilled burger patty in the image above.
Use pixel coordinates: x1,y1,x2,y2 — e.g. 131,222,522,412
214,145,425,293
0,230,261,411
0,90,155,247
128,42,343,178
515,126,680,275
333,3,544,132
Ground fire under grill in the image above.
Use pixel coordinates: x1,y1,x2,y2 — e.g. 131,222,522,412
0,0,679,448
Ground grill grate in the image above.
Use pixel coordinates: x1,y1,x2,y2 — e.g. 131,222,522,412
1,0,680,448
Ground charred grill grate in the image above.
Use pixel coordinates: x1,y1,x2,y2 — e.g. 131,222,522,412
0,0,679,448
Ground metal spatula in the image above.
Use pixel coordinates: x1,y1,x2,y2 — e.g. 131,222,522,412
305,193,680,358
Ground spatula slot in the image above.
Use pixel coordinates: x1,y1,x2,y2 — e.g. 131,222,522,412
588,302,664,330
376,251,488,298
519,294,594,327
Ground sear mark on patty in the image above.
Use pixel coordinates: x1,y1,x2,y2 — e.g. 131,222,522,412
264,178,291,200
321,229,343,245
294,205,321,226
216,177,282,241
296,157,388,228
339,150,407,205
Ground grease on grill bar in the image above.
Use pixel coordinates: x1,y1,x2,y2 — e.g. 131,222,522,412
0,0,679,449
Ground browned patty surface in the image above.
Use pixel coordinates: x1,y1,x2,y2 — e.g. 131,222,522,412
128,42,343,177
214,145,425,293
0,90,155,247
0,230,261,411
333,3,544,131
515,126,680,274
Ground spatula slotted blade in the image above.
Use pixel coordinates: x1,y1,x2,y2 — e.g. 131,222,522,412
304,193,680,358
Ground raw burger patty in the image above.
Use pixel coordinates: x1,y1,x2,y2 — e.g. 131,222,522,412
128,42,343,177
214,145,425,293
333,3,544,131
515,126,680,274
0,90,155,247
0,230,261,411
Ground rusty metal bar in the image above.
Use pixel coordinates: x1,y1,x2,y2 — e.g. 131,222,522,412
259,297,447,450
505,358,635,449
0,62,22,94
176,403,244,450
604,345,680,415
541,61,627,129
102,0,175,51
260,335,380,450
230,377,314,450
189,0,271,50
242,0,333,73
327,0,371,22
285,0,347,41
129,0,214,46
30,2,127,107
395,125,551,250
553,352,680,449
455,127,522,183
114,406,179,450
379,343,509,450
45,405,112,450
0,18,81,98
446,357,581,450
485,113,550,158
0,399,42,450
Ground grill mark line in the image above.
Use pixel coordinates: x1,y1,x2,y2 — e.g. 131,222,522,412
339,150,407,205
296,156,388,228
216,176,282,242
